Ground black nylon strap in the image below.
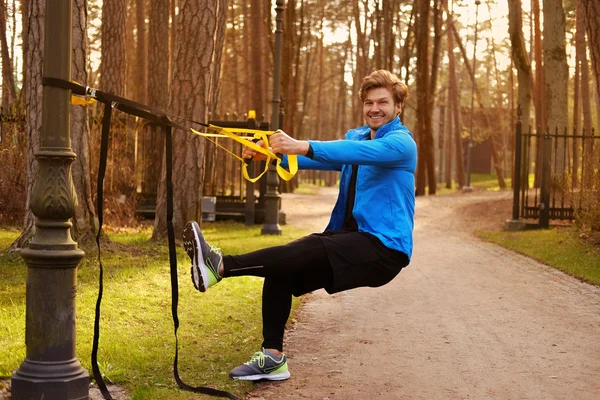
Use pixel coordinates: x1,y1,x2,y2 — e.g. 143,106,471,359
164,122,240,400
42,77,87,96
44,76,240,399
42,77,207,129
92,103,114,400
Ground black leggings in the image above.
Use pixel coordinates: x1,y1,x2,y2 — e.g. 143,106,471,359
223,234,334,351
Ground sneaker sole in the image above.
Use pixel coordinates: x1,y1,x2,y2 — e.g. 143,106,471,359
183,221,208,292
231,371,291,381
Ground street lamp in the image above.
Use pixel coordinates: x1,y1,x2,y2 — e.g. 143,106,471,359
11,1,90,399
463,0,481,192
262,0,285,235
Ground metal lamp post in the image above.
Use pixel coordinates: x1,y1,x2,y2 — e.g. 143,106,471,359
11,1,90,399
262,0,285,235
463,0,481,192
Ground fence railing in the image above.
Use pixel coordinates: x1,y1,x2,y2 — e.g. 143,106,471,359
513,116,599,228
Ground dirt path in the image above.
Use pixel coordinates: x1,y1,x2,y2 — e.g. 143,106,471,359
252,188,600,400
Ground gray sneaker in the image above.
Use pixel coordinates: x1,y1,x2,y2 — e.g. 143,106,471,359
182,221,223,292
229,348,290,381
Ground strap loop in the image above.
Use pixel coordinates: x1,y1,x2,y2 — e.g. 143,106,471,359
44,76,242,399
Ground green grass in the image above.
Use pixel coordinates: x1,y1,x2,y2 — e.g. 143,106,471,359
435,173,513,194
478,226,600,286
0,221,307,399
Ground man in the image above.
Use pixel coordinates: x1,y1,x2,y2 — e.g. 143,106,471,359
183,69,417,381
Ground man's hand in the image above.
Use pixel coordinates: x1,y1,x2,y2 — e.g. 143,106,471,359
242,139,268,162
269,130,310,155
241,130,309,162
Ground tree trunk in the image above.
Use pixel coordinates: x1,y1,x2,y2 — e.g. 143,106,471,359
250,0,265,117
532,0,544,131
11,0,43,250
142,0,170,201
542,0,569,174
384,0,398,72
125,3,136,100
314,0,325,145
100,0,127,195
353,0,368,127
399,7,415,86
444,91,453,189
489,33,510,185
429,0,442,112
71,0,98,245
282,0,297,138
577,0,594,186
582,0,600,102
0,0,17,111
153,0,225,237
447,13,464,189
170,0,177,78
415,0,434,196
100,0,126,95
18,0,29,110
135,0,148,102
242,0,251,110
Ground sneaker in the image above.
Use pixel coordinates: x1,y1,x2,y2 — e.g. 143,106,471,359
183,221,223,292
229,348,290,381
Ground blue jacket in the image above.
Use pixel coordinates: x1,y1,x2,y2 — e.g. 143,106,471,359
282,116,417,259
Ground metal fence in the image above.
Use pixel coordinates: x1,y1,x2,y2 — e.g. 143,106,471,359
512,114,599,228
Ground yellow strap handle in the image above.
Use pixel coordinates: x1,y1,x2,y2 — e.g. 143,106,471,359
191,126,298,182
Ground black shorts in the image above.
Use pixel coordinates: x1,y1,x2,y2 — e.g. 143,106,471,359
314,230,409,295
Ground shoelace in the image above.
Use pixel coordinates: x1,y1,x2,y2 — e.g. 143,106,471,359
246,351,267,368
209,244,223,255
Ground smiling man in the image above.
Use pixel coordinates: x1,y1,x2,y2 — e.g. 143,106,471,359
182,69,417,382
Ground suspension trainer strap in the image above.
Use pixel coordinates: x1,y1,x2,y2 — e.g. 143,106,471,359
44,77,298,182
164,122,240,400
42,76,241,399
92,103,114,400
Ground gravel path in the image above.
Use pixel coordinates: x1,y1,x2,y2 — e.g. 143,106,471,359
252,188,600,400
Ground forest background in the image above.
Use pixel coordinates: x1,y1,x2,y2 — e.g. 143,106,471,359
0,0,599,246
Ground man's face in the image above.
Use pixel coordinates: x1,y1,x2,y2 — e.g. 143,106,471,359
362,87,401,133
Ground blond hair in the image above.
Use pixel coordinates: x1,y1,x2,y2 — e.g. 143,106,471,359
359,70,408,108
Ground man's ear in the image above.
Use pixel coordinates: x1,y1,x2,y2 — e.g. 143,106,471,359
395,103,402,115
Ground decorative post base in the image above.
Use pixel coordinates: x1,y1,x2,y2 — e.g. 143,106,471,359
12,359,89,400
